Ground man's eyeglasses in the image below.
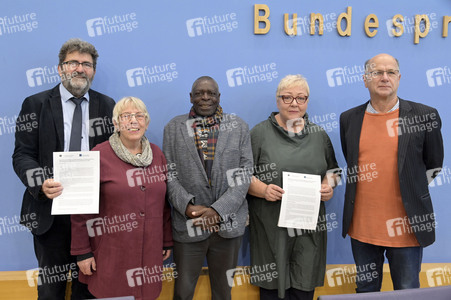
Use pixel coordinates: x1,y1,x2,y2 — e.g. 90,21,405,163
278,95,308,105
119,113,147,121
61,60,94,69
366,70,400,78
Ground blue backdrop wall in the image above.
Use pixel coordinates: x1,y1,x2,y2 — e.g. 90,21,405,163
0,0,450,271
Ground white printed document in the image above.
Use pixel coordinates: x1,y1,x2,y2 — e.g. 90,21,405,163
278,171,321,230
51,151,100,215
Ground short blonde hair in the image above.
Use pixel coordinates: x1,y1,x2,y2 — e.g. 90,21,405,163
276,74,310,97
112,96,150,130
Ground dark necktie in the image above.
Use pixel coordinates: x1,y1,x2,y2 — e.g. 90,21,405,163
69,97,85,151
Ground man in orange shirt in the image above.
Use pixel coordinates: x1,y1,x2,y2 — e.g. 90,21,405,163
340,53,444,292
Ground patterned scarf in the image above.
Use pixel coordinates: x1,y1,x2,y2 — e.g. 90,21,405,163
189,105,223,184
109,131,153,167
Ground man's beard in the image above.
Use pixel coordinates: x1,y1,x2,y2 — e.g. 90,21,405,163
61,72,92,98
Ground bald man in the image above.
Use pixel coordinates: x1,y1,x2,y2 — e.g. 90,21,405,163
340,54,443,292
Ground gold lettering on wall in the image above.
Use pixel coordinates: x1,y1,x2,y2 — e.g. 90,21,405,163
364,14,379,37
254,4,270,34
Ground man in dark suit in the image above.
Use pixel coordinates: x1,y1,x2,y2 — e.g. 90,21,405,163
13,38,115,299
340,53,443,292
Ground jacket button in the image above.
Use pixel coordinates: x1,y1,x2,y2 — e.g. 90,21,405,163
140,212,145,217
140,186,146,191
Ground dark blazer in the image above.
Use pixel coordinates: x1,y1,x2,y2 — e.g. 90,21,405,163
340,98,444,247
12,84,115,235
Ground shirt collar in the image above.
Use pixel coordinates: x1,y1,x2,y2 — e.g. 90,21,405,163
59,83,90,103
366,98,399,113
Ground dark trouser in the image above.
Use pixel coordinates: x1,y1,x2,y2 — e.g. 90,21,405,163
259,287,314,300
351,238,423,293
173,233,243,300
33,215,94,300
